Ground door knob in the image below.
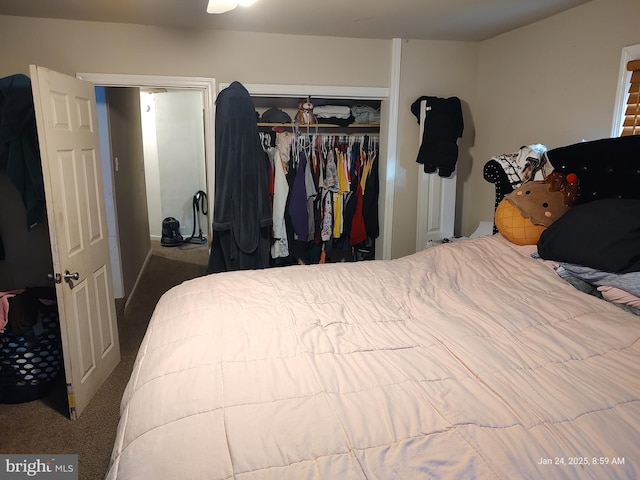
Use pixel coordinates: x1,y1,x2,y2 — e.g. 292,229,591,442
49,271,79,284
64,271,80,282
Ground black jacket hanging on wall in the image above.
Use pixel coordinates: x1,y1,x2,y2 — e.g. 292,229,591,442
0,74,44,261
411,96,464,177
206,81,272,274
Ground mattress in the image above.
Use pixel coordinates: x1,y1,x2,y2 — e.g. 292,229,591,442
106,234,640,479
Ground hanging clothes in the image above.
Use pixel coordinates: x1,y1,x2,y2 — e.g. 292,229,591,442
304,155,317,240
411,95,464,177
0,74,45,261
0,74,44,230
259,128,380,264
362,145,380,240
207,81,272,273
269,147,289,259
288,150,310,241
349,147,367,246
320,147,339,242
276,131,293,173
338,144,358,249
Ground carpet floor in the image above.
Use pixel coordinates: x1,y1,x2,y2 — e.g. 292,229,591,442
0,252,207,480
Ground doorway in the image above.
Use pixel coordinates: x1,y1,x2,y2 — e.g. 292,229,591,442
140,88,210,269
140,88,207,244
77,73,216,306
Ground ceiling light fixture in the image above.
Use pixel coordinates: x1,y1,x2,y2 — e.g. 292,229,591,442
207,0,258,14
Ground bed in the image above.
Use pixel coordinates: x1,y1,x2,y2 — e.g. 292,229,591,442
106,137,640,480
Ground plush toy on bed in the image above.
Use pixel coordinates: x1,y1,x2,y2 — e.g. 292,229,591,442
495,172,580,245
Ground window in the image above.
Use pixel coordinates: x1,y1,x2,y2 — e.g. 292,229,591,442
612,44,640,137
622,59,640,136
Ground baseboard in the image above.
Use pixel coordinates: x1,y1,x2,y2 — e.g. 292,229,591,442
123,248,153,316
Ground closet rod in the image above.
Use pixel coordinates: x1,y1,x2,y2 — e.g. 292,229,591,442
288,132,379,137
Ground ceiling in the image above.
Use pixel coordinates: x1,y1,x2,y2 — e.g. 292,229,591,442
0,0,591,42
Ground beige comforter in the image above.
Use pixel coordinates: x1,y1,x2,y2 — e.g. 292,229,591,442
106,235,640,479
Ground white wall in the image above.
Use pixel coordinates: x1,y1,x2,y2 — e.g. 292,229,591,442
394,39,479,257
141,92,162,239
0,17,390,87
466,0,640,235
141,90,207,239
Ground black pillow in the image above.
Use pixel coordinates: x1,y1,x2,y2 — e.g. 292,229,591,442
546,135,640,204
537,199,640,274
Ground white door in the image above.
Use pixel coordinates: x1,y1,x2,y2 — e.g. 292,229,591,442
30,65,121,420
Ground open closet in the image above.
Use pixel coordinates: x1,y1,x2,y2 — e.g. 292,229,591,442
214,79,396,262
252,94,382,265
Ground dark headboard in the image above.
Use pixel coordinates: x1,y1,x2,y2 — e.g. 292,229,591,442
483,160,514,212
484,136,640,232
545,135,640,203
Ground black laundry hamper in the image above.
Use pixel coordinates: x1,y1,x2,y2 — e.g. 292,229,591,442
0,289,63,404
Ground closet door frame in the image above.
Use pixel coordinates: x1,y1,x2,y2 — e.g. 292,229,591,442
222,82,394,260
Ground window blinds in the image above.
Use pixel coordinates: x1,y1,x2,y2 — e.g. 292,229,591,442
622,59,640,136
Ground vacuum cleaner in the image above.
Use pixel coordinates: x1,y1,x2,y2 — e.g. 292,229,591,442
161,190,208,247
183,190,208,245
160,217,183,247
